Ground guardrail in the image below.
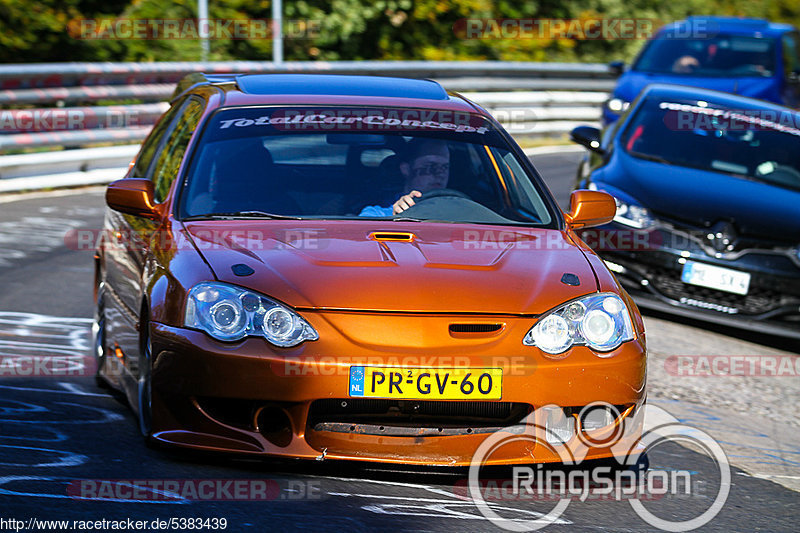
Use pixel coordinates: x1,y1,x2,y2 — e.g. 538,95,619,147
0,60,615,88
0,61,610,192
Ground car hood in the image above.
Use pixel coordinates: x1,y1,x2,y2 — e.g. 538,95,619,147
182,221,598,314
605,152,800,239
615,71,780,104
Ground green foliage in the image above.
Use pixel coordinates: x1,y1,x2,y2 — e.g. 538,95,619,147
2,0,799,63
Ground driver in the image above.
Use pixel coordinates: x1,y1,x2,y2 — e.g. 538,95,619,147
672,42,719,74
671,54,700,73
359,139,450,217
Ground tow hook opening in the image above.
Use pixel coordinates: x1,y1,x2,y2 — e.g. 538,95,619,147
254,405,293,448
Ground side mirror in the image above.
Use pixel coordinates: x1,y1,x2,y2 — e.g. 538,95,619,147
106,178,161,220
570,126,604,154
565,190,616,229
609,60,625,77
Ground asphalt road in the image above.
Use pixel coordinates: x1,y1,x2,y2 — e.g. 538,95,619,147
0,151,797,532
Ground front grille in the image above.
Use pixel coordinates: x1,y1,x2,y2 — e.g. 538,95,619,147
309,398,531,435
651,215,793,253
648,266,782,315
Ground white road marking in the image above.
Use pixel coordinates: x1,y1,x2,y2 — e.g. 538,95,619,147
0,313,92,376
58,382,95,396
0,427,69,443
0,400,49,415
0,186,106,204
0,400,124,424
0,384,107,397
0,476,187,504
361,501,570,523
0,216,86,266
0,445,88,467
328,492,470,504
326,478,572,524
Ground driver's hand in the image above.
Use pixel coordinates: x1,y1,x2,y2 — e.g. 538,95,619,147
393,190,422,215
672,55,699,73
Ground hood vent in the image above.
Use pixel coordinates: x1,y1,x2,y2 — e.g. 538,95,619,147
449,323,504,338
369,231,416,242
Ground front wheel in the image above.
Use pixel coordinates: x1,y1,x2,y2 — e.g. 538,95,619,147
93,289,110,389
137,319,154,443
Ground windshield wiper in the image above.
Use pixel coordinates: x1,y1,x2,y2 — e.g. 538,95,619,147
183,210,302,221
391,216,426,222
629,151,673,165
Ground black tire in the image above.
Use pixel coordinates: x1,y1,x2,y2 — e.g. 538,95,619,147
93,289,110,390
137,315,155,445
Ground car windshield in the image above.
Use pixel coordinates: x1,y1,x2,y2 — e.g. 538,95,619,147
179,107,554,226
620,97,800,191
633,34,776,77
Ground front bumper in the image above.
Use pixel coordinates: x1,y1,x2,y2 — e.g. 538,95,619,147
593,226,800,339
148,314,646,466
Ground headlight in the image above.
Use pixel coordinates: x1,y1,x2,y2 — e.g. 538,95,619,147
614,197,655,229
523,293,635,355
605,98,630,114
185,282,318,346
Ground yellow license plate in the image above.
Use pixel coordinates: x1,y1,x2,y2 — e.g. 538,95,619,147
348,366,502,400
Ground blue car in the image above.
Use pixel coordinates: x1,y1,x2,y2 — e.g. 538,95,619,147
603,16,800,125
571,84,800,339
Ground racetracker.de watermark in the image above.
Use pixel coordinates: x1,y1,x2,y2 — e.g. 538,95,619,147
65,228,692,254
454,17,718,40
0,107,162,133
665,355,800,377
454,18,657,40
65,228,330,253
452,228,661,251
67,479,323,502
0,355,88,378
68,18,321,40
660,102,800,135
271,356,533,378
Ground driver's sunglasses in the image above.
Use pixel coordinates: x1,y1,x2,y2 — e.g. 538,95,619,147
412,163,449,177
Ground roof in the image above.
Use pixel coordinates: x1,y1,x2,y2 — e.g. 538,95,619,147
640,83,800,113
234,74,450,100
174,72,483,114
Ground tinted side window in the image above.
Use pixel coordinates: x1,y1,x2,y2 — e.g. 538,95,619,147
151,98,204,203
131,97,187,179
782,33,800,76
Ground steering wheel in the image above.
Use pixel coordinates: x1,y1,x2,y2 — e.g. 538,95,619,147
396,187,510,224
414,188,472,202
756,163,800,188
728,64,769,76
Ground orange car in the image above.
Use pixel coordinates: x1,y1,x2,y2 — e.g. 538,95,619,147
95,73,646,466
